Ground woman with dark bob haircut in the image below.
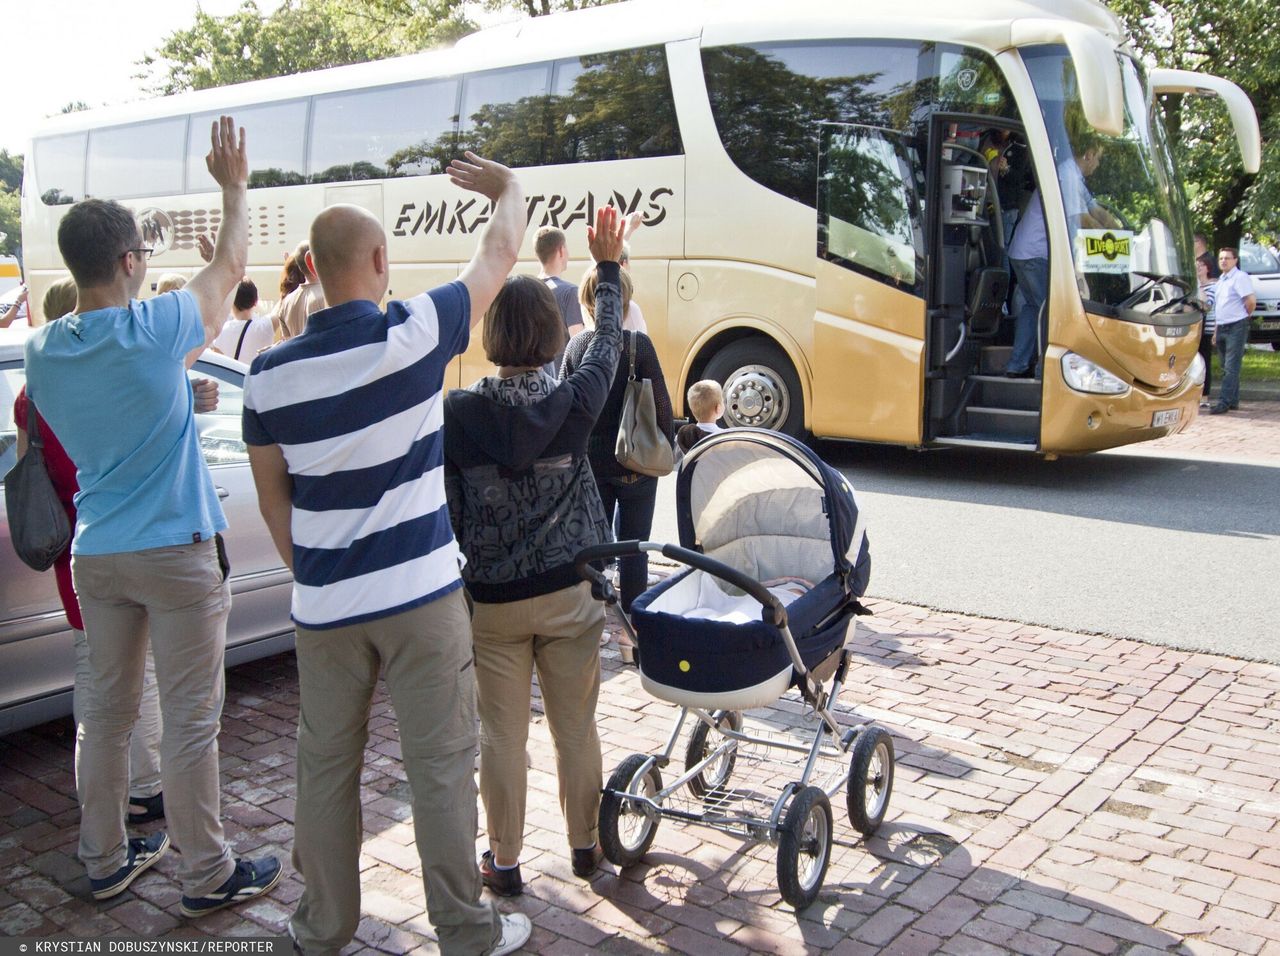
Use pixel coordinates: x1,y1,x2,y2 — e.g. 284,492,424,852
443,205,627,897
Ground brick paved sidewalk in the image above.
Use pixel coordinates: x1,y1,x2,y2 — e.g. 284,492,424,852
2,595,1277,955
1145,397,1280,462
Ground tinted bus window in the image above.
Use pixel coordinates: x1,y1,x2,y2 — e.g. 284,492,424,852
457,63,552,168
548,48,683,163
187,101,308,190
311,79,460,182
87,118,187,199
704,41,1015,208
34,132,87,206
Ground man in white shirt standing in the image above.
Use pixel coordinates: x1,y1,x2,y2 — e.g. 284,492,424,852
1210,246,1256,415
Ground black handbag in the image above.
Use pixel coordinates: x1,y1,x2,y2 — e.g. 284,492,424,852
4,402,72,571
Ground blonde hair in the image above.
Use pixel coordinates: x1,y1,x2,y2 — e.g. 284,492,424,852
687,379,724,423
42,277,77,322
155,273,187,294
578,266,633,325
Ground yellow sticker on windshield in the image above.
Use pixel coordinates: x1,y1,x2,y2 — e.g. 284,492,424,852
1076,229,1134,275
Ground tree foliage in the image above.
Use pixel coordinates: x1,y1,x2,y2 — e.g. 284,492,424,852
1107,0,1280,245
0,150,21,257
137,0,477,95
478,0,618,18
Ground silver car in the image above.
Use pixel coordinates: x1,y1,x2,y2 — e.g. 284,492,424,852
0,340,295,735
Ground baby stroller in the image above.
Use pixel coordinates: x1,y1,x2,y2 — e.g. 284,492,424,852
575,428,895,909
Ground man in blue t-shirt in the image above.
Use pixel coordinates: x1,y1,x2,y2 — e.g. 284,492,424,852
24,117,281,917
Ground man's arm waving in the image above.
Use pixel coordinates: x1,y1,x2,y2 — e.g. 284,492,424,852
449,152,525,328
247,443,295,572
184,116,249,368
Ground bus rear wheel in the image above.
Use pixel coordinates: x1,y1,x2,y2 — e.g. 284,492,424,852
703,338,805,439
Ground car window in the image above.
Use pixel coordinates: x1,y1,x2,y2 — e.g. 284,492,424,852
0,364,25,475
189,363,247,465
1241,243,1280,275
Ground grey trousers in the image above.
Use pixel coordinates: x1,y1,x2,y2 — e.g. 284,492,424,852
290,589,500,956
73,539,235,896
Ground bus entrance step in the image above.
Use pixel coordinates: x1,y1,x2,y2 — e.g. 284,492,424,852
969,374,1041,412
964,406,1039,443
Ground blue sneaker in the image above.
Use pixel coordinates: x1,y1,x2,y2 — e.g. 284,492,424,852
180,856,282,918
90,832,170,900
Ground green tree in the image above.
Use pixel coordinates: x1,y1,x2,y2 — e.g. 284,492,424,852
1107,0,1280,246
479,0,618,17
0,188,20,257
138,0,476,95
0,150,21,194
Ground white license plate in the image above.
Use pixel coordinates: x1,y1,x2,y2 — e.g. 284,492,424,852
1255,319,1280,330
1153,409,1181,427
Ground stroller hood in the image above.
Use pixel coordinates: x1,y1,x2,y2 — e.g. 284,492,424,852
675,428,869,596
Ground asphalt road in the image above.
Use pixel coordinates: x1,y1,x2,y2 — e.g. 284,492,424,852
650,440,1280,664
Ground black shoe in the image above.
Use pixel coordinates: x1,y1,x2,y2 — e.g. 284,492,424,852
479,850,523,896
1209,403,1230,415
571,844,603,878
127,792,165,825
1230,403,1239,410
1004,367,1035,379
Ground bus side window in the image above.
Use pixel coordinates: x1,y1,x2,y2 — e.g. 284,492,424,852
187,101,309,191
33,133,86,206
457,63,553,169
88,118,186,200
310,79,460,183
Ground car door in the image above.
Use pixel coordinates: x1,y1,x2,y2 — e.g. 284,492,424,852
187,358,295,664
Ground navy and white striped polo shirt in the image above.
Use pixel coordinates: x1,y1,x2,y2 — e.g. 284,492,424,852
242,283,470,629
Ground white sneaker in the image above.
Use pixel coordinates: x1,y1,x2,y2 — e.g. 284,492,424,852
489,912,532,955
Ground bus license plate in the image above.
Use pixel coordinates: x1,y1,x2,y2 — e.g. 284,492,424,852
1256,319,1280,330
1153,409,1181,427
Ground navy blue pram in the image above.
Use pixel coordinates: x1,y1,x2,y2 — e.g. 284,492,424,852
576,429,894,910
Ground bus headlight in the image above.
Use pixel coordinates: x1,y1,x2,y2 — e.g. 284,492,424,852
1188,352,1206,387
1060,352,1131,395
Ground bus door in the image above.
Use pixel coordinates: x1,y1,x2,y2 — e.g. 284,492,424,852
813,124,927,444
924,119,1037,447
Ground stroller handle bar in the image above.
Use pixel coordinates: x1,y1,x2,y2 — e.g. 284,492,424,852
574,541,788,629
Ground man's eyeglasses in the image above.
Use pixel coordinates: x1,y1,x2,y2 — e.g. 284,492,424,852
122,247,154,261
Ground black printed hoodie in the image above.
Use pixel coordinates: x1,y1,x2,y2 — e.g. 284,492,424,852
443,261,623,603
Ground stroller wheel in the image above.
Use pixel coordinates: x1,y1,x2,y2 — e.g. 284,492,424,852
777,785,833,910
847,726,894,836
599,754,663,868
684,710,743,798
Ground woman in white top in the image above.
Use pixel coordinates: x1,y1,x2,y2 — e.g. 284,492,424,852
212,279,274,362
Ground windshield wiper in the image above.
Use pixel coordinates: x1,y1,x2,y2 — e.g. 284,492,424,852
1133,271,1192,294
1116,271,1193,312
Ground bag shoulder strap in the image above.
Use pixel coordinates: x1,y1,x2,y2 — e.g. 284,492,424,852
233,319,252,361
24,398,44,451
626,330,637,382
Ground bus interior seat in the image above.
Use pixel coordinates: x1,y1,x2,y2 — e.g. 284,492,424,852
967,266,1008,338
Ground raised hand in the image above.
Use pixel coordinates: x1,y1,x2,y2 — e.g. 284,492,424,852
196,234,215,263
447,151,516,203
587,205,626,264
205,115,248,190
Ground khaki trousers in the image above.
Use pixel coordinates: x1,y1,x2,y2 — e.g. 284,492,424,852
290,589,499,956
472,582,604,861
73,540,235,895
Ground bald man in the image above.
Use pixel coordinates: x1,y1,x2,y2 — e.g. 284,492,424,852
241,153,531,956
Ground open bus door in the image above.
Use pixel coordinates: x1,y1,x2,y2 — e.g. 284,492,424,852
812,123,927,444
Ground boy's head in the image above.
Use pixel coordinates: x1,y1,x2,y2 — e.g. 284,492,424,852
688,379,724,424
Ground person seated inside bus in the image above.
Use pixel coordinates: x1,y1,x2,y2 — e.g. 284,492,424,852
1005,123,1118,378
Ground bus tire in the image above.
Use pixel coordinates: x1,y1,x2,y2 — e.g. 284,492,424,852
703,337,806,439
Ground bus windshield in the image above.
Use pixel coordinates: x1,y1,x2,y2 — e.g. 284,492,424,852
1023,46,1194,311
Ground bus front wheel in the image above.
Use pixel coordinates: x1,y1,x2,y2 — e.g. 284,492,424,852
703,338,805,438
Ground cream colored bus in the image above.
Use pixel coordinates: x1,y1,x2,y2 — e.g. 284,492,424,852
20,0,1259,453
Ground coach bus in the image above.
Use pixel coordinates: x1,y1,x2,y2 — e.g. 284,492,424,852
18,0,1260,454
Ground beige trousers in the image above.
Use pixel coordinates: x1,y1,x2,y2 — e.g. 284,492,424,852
471,582,605,861
290,589,499,956
73,539,235,895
